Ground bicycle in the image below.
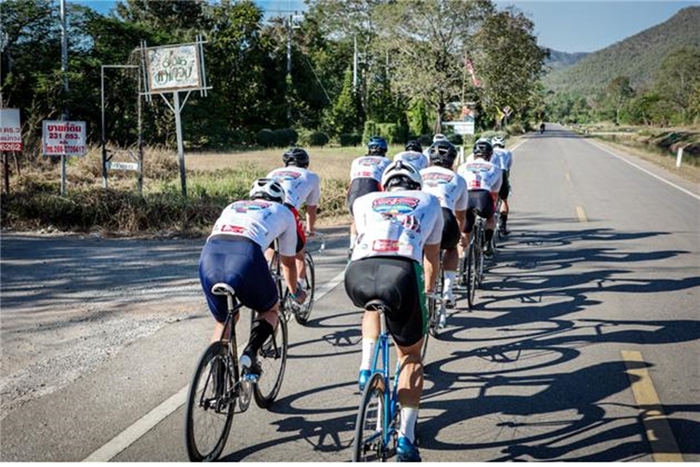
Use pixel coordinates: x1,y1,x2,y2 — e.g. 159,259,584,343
268,232,324,325
352,299,406,462
421,250,446,362
458,210,487,311
184,283,289,461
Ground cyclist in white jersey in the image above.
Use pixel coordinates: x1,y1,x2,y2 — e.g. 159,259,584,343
199,179,306,373
394,140,430,172
457,140,502,257
420,140,468,311
491,136,513,235
266,147,321,291
347,137,392,256
346,160,443,462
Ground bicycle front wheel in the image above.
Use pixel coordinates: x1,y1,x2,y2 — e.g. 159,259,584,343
184,341,235,462
294,251,316,325
352,372,387,462
466,242,478,310
254,317,288,408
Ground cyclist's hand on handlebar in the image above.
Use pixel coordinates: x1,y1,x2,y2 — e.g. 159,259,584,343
459,233,469,248
305,230,315,237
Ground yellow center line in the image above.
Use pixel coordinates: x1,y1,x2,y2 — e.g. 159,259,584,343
621,350,684,462
576,206,587,223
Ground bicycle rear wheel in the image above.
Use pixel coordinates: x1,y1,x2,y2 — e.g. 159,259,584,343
352,372,387,462
421,296,436,362
466,241,478,311
294,251,316,325
184,341,235,462
253,317,288,408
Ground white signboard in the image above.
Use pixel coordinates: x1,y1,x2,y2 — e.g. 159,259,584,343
444,120,475,135
146,44,202,93
42,121,87,157
0,108,23,151
107,161,139,171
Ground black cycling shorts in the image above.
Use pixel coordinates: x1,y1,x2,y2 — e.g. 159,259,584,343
441,207,460,250
498,170,510,201
344,256,426,347
465,190,495,233
347,178,382,216
199,236,278,322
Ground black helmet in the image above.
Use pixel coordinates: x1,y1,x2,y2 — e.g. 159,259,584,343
472,140,493,160
367,136,388,156
428,140,457,167
283,147,310,168
405,140,423,153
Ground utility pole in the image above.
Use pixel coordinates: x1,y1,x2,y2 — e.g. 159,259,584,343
59,0,69,196
286,14,293,124
353,36,358,92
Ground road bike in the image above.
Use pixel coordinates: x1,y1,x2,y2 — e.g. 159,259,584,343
268,232,324,325
352,299,406,462
421,250,445,362
458,210,487,311
184,283,289,461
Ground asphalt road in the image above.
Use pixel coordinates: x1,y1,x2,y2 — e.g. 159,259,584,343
1,125,699,462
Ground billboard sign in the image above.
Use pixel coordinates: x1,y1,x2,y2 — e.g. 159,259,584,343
42,121,87,157
0,109,23,151
145,44,202,93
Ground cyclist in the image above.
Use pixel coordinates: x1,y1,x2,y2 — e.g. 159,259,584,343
456,140,502,257
198,179,306,372
266,147,321,293
347,137,392,256
491,135,513,235
346,160,443,462
539,122,545,133
394,140,430,171
420,140,468,312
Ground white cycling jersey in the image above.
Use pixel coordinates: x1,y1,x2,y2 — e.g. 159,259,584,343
349,155,392,182
420,166,468,213
393,150,430,171
266,166,321,210
457,158,503,193
208,200,297,256
492,147,513,171
351,190,443,263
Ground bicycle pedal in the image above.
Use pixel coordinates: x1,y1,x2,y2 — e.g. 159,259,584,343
238,380,253,412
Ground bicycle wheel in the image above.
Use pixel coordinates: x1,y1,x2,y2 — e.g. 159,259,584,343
184,341,235,462
421,297,435,362
253,317,288,408
352,372,387,462
294,251,316,325
466,241,478,310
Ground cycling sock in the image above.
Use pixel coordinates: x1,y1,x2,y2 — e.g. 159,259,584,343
400,406,419,442
500,213,508,229
349,234,357,249
485,229,494,245
244,319,274,358
444,271,456,292
360,338,376,371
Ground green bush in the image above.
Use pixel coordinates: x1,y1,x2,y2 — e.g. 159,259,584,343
362,121,378,144
339,133,362,146
272,128,298,147
376,123,402,143
307,131,330,147
256,129,275,147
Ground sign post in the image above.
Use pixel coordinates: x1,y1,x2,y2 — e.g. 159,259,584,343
140,37,210,197
42,120,87,194
1,108,23,194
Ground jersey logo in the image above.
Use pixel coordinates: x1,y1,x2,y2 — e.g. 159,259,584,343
372,196,420,214
272,170,301,180
372,239,399,252
422,172,453,183
219,225,246,234
360,157,384,166
232,200,271,212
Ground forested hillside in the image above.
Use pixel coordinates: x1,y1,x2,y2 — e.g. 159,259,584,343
544,6,700,94
544,50,588,72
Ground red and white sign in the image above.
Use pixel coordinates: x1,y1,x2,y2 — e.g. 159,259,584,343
42,120,87,157
0,109,23,151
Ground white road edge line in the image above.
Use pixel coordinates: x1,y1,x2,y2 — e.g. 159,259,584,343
586,138,700,201
82,270,347,462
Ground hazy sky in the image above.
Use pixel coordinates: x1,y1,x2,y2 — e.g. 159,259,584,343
75,0,699,53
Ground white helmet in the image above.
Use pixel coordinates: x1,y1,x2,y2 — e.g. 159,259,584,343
491,136,506,148
249,178,285,203
381,160,423,191
432,133,447,143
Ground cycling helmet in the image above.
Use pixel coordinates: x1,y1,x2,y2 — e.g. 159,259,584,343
405,140,423,153
472,140,494,160
381,160,423,191
282,147,310,168
367,136,388,156
433,133,448,143
491,136,506,148
249,178,286,203
428,140,458,167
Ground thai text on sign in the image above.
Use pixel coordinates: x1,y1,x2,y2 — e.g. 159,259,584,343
42,121,87,156
146,44,202,92
0,109,23,151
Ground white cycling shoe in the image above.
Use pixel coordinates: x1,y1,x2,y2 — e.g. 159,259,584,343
443,289,456,309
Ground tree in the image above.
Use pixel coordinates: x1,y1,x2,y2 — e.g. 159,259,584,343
330,68,363,135
607,76,634,125
373,0,495,132
653,48,700,124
